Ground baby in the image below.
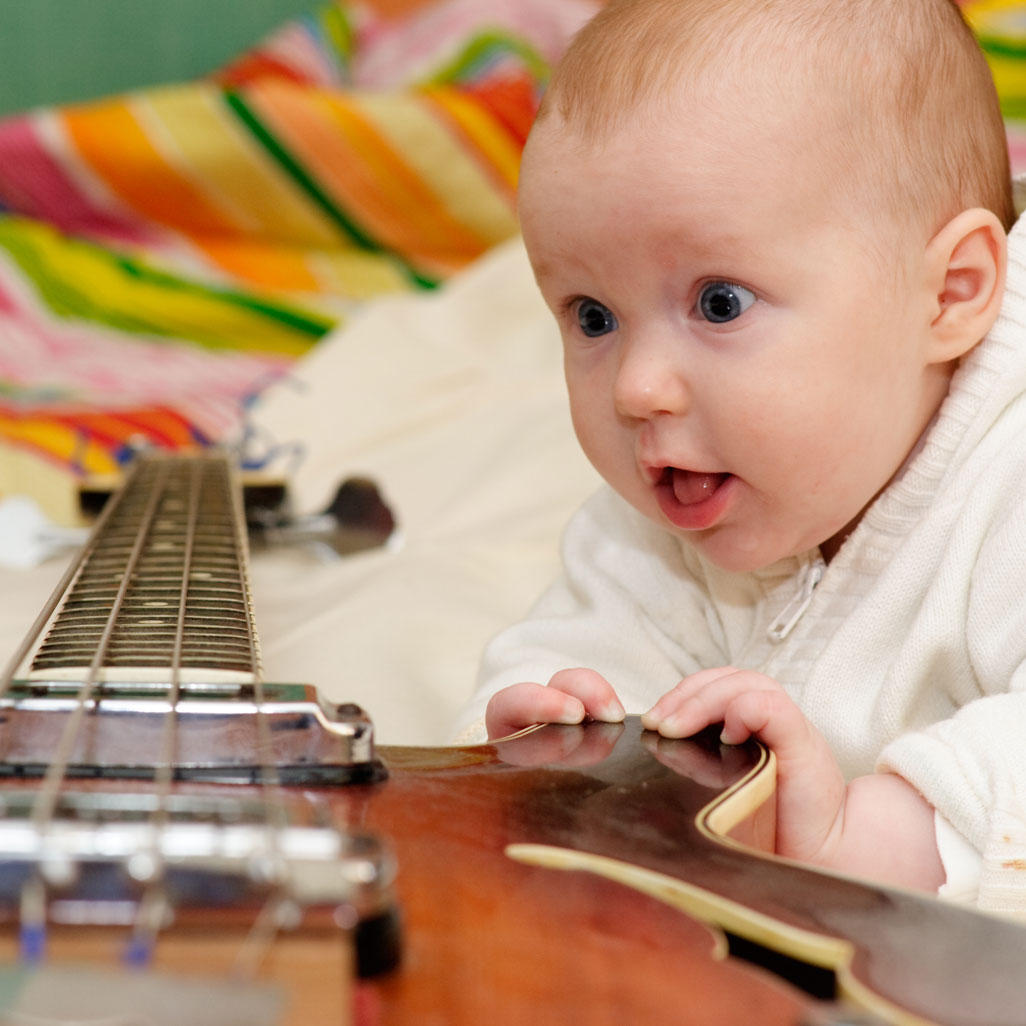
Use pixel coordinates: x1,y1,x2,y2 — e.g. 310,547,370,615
457,0,1026,910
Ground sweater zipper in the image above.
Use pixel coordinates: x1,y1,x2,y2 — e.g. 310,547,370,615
766,559,824,642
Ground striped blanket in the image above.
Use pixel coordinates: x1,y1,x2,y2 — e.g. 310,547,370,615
0,0,594,514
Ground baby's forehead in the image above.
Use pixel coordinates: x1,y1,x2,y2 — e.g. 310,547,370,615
551,39,860,158
536,40,914,203
529,64,843,178
520,97,918,282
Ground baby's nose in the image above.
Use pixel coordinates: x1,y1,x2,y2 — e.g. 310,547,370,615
613,338,690,419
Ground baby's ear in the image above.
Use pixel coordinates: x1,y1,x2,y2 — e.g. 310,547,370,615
924,208,1007,363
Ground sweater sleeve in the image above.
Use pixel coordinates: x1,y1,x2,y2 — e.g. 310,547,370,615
877,480,1026,918
878,692,1026,917
451,487,729,742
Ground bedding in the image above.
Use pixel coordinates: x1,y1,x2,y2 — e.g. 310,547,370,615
0,0,1023,746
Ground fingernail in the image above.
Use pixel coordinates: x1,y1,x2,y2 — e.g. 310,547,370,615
555,698,585,724
719,727,742,746
657,714,690,739
599,700,626,722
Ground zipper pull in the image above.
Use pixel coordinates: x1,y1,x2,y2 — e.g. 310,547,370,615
766,560,824,642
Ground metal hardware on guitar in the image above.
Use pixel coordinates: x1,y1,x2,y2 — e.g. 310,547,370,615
78,467,398,561
0,451,400,1026
245,476,398,559
0,467,398,568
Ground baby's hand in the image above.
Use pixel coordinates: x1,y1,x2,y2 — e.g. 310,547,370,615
640,667,944,890
641,667,846,865
485,668,626,740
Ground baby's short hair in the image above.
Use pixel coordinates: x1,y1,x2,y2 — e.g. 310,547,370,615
540,0,1015,237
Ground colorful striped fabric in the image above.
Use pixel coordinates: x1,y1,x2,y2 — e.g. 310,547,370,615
0,0,595,491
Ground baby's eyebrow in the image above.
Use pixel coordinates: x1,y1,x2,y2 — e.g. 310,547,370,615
527,255,561,279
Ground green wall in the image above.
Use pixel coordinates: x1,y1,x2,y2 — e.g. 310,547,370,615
0,0,322,118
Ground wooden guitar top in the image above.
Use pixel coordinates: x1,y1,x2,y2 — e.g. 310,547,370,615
342,716,1026,1026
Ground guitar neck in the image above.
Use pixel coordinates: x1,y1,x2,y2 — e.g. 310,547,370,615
0,451,384,785
30,452,260,685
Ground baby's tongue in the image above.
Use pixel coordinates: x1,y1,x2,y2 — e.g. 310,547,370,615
671,469,725,505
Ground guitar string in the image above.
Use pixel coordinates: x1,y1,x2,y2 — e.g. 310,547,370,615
122,452,296,974
121,453,296,972
123,456,203,965
226,453,296,977
3,464,140,960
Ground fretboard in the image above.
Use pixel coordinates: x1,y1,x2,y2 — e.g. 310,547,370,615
29,452,260,684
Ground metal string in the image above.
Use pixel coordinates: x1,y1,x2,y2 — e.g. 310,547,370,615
226,455,295,976
124,457,203,965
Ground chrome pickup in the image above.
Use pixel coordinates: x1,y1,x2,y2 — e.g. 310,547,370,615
0,686,386,786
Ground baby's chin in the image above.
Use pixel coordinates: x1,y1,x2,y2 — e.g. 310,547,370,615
640,508,820,574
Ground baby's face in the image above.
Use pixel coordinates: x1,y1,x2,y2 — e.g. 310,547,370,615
519,106,951,572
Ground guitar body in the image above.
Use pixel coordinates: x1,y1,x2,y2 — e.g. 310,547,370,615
357,718,1026,1026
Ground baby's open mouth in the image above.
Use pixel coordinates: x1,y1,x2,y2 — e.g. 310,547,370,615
654,467,735,531
659,467,730,506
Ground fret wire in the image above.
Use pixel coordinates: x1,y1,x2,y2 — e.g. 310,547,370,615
30,460,173,834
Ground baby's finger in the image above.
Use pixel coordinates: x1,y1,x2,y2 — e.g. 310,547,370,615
644,668,781,739
719,687,814,759
547,667,626,723
640,666,740,729
485,682,585,739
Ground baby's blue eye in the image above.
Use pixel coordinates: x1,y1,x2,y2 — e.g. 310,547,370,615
698,282,756,323
576,298,618,337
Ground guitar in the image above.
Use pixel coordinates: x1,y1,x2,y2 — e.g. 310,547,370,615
1,450,1024,1026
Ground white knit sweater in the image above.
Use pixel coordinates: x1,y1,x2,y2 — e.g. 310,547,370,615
459,214,1026,916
